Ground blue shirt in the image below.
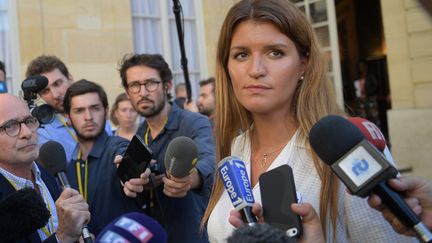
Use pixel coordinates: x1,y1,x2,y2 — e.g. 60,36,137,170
136,103,215,243
66,132,143,236
37,114,113,162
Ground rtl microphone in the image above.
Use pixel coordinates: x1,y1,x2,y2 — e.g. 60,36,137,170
348,117,386,152
95,212,167,243
218,156,257,226
0,188,51,242
164,136,198,178
309,115,432,242
39,141,94,243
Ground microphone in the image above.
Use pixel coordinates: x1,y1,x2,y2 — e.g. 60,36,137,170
348,117,386,152
227,223,295,243
39,141,94,243
164,136,198,178
218,156,257,226
21,76,48,98
21,75,55,124
0,188,51,242
309,115,432,242
95,212,167,243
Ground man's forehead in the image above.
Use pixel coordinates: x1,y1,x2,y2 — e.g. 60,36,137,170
0,95,30,122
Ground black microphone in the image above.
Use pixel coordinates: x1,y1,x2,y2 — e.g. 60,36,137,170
39,141,93,243
309,115,432,242
0,188,51,242
164,136,198,178
227,223,295,243
21,75,55,124
21,76,48,102
218,156,257,225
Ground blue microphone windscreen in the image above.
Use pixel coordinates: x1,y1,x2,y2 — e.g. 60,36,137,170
96,212,167,243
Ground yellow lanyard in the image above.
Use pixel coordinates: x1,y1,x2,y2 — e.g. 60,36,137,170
144,117,168,208
4,177,55,238
76,150,88,202
144,117,169,145
57,114,78,142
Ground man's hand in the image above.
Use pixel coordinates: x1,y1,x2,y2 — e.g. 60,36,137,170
56,188,90,243
162,168,201,198
368,176,432,236
122,169,151,198
114,154,152,198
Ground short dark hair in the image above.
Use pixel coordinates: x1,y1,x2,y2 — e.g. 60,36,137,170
25,55,70,78
118,53,173,89
63,79,108,114
0,61,5,77
199,77,215,90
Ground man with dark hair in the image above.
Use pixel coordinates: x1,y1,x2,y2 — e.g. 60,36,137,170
0,93,90,242
25,55,112,162
118,53,215,242
197,77,216,127
63,79,143,235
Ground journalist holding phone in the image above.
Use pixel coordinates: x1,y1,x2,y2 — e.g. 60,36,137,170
62,80,143,236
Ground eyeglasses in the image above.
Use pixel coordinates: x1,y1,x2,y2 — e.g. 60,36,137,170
0,117,40,137
127,80,161,94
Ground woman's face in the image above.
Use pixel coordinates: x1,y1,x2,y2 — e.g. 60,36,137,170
228,20,306,115
115,100,138,128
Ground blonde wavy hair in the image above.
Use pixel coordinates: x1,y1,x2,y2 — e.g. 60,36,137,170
201,0,344,239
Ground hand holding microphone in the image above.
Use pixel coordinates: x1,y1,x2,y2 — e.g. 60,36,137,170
218,156,257,226
368,175,432,237
163,136,199,198
39,141,93,243
309,115,432,242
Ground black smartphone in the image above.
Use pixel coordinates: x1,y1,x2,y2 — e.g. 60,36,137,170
259,164,302,238
117,135,153,183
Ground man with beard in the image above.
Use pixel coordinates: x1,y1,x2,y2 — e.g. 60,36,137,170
118,54,215,242
63,80,144,235
26,55,113,162
197,77,216,128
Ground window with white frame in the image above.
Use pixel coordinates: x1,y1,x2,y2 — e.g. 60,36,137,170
130,0,207,99
0,0,20,95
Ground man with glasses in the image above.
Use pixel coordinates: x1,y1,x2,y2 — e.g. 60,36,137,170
0,93,90,242
25,55,112,162
118,53,215,242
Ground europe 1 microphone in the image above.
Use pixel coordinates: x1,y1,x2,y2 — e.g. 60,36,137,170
39,141,94,243
218,156,257,226
309,115,432,242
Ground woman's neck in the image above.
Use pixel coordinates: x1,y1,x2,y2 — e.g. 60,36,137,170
251,111,298,149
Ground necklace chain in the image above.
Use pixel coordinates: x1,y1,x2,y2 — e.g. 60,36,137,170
259,144,286,168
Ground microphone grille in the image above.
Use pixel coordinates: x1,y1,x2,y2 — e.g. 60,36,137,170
309,115,364,165
39,141,67,175
164,136,198,178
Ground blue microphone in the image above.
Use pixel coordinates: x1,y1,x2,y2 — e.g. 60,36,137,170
96,212,167,243
218,156,257,226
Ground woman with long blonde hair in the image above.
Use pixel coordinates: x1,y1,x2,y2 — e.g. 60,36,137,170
202,0,415,242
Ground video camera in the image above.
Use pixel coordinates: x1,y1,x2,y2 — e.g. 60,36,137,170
21,76,55,125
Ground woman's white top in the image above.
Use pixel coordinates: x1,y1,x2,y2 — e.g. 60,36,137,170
207,131,415,243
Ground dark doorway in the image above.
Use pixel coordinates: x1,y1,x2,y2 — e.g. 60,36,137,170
336,0,391,139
